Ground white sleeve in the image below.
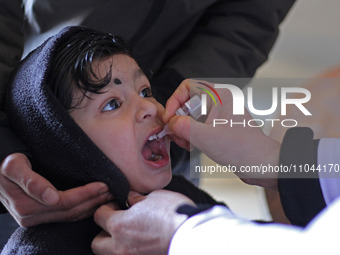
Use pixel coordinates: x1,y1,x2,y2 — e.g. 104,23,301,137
169,200,340,255
318,138,340,205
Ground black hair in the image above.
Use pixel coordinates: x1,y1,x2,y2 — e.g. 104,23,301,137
48,27,133,110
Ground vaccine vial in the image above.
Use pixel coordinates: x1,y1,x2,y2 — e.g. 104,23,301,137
152,95,202,140
175,94,202,120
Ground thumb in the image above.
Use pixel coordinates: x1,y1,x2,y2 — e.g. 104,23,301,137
127,191,146,206
169,116,215,153
2,153,60,206
168,115,191,142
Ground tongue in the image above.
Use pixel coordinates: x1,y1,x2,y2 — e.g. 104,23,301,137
142,143,153,160
142,140,162,161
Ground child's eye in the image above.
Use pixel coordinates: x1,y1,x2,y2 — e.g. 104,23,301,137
102,99,121,112
139,87,153,98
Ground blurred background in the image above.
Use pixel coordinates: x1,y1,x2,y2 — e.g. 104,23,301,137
199,0,340,222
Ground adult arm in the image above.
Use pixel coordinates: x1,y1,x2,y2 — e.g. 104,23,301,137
317,138,340,205
170,198,338,254
92,189,338,255
163,79,336,227
163,79,281,189
278,128,326,227
92,191,193,255
279,131,340,227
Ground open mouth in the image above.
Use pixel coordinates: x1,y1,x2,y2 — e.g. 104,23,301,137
142,135,168,163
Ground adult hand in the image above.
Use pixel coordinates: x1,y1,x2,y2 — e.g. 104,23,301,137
92,190,194,255
0,153,113,227
163,79,280,189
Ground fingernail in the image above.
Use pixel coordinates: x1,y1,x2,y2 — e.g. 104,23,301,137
128,191,141,199
98,185,109,195
42,187,60,205
107,194,115,201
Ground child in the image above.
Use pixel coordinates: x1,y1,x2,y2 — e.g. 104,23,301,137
2,26,223,254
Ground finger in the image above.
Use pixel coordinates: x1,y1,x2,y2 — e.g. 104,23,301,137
103,201,120,210
169,115,213,151
168,115,191,142
9,182,111,226
168,116,193,150
128,191,146,206
59,191,114,221
18,183,111,225
17,191,114,227
58,182,109,209
92,231,112,255
170,136,191,151
163,79,191,123
2,162,60,206
188,119,217,152
94,204,123,232
73,200,120,222
0,177,49,217
127,191,142,200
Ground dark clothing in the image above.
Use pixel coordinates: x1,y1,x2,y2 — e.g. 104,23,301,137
0,0,296,163
0,0,24,107
28,0,295,80
278,127,327,227
0,0,25,214
0,215,18,252
1,175,225,255
6,26,133,209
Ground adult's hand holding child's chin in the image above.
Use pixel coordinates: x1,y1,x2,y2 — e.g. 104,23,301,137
92,190,194,255
0,153,113,227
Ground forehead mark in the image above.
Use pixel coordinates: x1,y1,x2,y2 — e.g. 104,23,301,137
114,78,122,85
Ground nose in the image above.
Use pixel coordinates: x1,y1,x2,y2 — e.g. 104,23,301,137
135,97,158,122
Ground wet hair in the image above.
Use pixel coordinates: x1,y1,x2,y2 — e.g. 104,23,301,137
48,27,133,110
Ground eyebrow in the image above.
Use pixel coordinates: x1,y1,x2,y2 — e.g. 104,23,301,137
134,68,145,81
78,67,146,110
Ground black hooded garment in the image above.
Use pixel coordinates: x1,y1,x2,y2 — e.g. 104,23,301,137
2,26,224,255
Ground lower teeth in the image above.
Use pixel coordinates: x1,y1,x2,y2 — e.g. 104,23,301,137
150,154,162,162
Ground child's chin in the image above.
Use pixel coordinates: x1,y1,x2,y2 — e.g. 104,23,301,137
137,173,172,194
161,173,172,187
153,174,173,191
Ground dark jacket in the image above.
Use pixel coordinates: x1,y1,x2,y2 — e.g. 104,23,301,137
1,175,225,255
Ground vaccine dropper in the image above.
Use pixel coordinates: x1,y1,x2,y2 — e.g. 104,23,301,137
149,95,202,140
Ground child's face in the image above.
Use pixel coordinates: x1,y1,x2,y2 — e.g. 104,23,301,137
69,54,172,193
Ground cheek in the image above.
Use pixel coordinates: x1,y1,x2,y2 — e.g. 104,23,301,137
100,135,136,163
108,149,136,174
84,123,136,163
